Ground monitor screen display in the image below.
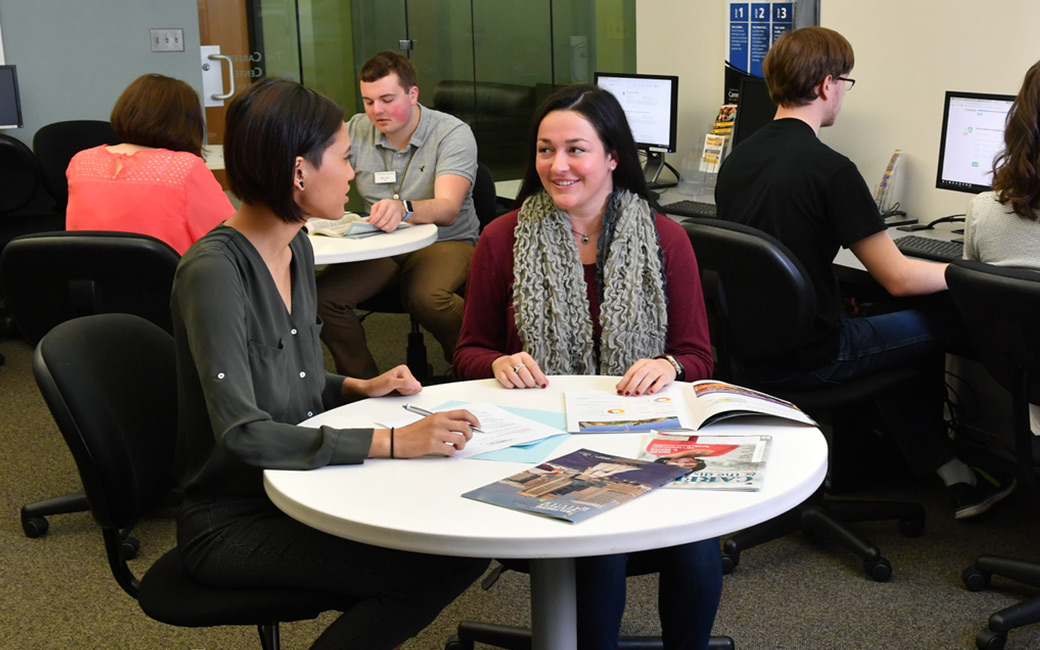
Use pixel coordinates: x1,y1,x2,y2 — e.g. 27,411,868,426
594,72,678,153
936,91,1014,194
0,65,23,128
731,75,776,149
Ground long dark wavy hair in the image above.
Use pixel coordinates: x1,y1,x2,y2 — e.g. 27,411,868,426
993,60,1040,220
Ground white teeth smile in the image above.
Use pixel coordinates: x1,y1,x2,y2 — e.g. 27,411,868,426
555,180,577,186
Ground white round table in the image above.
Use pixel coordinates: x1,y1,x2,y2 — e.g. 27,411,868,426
308,222,438,265
265,376,828,649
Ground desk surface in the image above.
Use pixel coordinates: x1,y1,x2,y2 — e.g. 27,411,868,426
308,223,437,265
264,376,828,559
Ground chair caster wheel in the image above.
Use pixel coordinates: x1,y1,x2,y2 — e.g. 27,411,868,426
962,566,990,592
865,556,892,582
22,516,48,538
120,536,140,560
899,517,924,537
976,628,1006,650
444,634,472,650
720,552,737,575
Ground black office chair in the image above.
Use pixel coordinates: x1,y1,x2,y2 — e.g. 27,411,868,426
33,313,340,649
1,230,180,538
947,260,1040,650
682,217,926,581
0,133,65,357
446,558,735,650
33,119,120,214
357,161,499,382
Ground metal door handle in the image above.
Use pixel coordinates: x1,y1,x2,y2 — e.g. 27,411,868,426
208,53,235,101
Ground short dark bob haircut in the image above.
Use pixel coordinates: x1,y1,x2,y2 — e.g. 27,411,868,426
515,83,655,209
224,78,344,224
111,73,205,157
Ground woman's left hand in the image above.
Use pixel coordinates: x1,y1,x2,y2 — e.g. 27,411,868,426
344,364,422,401
616,358,676,396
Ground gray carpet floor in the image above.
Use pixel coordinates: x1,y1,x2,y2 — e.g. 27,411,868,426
2,312,1039,649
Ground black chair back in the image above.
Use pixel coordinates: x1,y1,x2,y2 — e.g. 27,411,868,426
682,217,816,380
0,230,179,344
0,133,39,215
33,119,120,212
33,314,176,542
473,161,498,229
946,259,1040,471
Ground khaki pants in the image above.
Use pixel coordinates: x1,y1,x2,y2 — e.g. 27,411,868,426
316,239,474,378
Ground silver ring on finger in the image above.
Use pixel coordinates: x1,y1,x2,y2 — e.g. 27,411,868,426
513,363,525,374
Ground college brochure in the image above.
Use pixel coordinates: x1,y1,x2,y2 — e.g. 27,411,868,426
685,380,816,429
304,212,389,238
462,448,690,523
564,383,692,433
637,431,771,491
563,380,814,434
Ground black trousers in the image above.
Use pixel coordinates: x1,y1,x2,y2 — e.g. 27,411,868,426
178,497,488,650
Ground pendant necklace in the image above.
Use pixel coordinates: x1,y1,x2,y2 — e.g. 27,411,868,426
571,225,604,244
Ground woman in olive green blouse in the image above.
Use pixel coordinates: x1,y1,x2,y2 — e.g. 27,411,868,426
170,78,487,650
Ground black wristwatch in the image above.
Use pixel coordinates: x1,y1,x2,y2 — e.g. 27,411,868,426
657,354,685,381
401,199,414,220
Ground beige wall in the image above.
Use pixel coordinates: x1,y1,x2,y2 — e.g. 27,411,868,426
638,0,1040,221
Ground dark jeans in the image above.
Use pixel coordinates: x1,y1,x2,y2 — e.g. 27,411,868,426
752,301,964,475
177,497,488,650
575,539,723,650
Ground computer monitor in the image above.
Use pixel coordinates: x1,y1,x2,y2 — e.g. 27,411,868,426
594,72,679,188
0,65,23,128
731,75,776,151
935,90,1015,194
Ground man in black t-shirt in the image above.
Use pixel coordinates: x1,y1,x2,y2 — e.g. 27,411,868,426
715,26,1014,519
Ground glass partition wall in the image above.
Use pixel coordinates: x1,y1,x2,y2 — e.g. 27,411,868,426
246,0,636,183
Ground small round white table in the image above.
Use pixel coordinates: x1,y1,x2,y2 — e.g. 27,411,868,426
264,376,828,649
308,222,438,265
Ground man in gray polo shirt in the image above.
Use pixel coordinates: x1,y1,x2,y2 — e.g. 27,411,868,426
317,50,479,378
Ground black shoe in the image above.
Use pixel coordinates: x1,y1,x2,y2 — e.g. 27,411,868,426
950,466,1017,519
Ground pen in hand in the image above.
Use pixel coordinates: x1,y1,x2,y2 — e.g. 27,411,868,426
403,404,483,433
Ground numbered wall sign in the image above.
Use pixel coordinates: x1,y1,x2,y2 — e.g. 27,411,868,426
727,1,794,76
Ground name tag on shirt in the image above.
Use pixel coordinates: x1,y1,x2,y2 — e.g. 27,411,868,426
374,171,396,184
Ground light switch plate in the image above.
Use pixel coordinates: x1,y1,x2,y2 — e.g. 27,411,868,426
150,28,184,52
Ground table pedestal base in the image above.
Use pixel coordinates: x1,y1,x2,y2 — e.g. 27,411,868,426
530,557,576,650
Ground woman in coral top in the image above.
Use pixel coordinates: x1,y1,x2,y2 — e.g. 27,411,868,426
66,73,234,254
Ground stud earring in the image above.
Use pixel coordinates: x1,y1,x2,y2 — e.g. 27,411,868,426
298,181,305,190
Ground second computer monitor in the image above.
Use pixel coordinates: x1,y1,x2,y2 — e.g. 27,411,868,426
935,90,1014,194
594,72,679,188
731,75,776,150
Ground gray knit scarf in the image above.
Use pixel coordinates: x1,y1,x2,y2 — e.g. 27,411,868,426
513,188,668,375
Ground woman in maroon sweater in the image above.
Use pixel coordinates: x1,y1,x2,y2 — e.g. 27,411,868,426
453,84,721,650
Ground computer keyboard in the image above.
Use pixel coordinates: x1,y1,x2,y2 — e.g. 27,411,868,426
893,235,964,262
661,199,717,218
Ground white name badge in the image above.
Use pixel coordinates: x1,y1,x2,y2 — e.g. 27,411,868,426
374,171,397,184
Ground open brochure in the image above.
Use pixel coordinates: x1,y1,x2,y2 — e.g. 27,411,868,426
462,448,690,523
686,380,817,429
637,431,771,491
563,380,814,434
304,212,390,238
564,383,692,433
